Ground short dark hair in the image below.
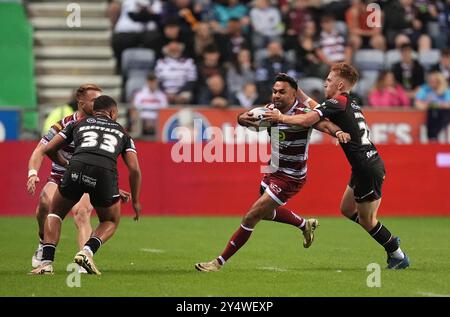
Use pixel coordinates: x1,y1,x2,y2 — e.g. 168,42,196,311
93,95,117,111
400,43,413,51
331,63,359,86
274,73,298,90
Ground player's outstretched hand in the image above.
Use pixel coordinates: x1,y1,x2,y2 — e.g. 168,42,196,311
336,131,351,144
132,201,141,221
263,109,282,123
119,189,131,203
27,175,40,195
238,111,259,128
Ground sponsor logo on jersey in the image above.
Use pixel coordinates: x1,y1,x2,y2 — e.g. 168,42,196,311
328,99,338,104
71,172,79,181
278,131,286,142
87,118,96,123
81,175,97,188
366,150,377,159
351,101,361,110
270,183,282,194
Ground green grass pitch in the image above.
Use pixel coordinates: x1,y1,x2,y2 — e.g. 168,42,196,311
0,216,449,297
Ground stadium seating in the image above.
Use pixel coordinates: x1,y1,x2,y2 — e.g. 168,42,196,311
253,48,268,68
385,49,419,69
121,48,156,78
125,75,147,102
419,49,441,71
353,49,385,71
300,77,325,96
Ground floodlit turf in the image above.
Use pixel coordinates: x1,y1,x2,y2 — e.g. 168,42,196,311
0,216,449,297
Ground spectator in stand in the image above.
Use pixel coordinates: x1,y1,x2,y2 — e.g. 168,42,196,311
345,0,386,51
210,0,250,34
192,22,219,60
392,43,425,99
160,0,201,44
226,48,255,98
193,0,214,21
157,19,195,59
430,48,450,84
414,0,449,49
111,0,163,72
288,20,328,78
197,74,229,108
233,82,261,108
128,73,168,137
283,0,313,49
383,0,433,51
197,45,226,91
216,18,252,63
415,71,450,141
368,71,410,108
255,40,297,103
154,39,198,105
249,0,284,50
315,14,353,69
42,98,77,136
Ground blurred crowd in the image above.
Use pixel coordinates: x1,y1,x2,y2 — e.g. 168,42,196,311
105,0,450,140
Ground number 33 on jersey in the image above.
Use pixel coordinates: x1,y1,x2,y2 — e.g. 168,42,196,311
59,116,136,170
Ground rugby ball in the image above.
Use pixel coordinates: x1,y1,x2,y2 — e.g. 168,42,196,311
248,106,272,127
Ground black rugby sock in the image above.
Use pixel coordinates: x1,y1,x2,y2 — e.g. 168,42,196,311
349,212,359,223
85,236,102,254
42,243,56,262
369,222,398,253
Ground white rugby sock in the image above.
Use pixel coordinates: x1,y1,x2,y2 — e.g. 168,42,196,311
83,246,94,257
389,248,405,260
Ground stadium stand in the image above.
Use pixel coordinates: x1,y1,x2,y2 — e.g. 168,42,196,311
5,0,447,139
29,0,121,111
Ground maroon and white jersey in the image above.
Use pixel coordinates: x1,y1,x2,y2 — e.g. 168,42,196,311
40,112,79,179
267,100,312,179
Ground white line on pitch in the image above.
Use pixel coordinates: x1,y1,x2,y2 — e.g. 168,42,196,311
258,266,287,272
140,248,166,253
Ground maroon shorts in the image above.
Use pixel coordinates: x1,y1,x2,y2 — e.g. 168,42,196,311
47,174,63,186
261,172,306,205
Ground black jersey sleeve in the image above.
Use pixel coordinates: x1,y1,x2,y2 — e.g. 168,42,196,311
313,97,346,119
121,134,137,156
58,122,75,144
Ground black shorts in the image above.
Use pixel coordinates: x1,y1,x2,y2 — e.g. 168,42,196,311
59,160,120,208
348,159,386,203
